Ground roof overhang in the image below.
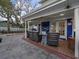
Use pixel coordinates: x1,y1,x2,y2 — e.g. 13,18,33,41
23,0,79,21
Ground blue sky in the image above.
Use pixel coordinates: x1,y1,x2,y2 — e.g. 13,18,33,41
30,0,41,8
11,0,16,5
11,0,40,8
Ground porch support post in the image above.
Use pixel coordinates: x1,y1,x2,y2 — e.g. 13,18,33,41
56,22,59,33
74,7,79,58
28,21,30,31
25,20,27,39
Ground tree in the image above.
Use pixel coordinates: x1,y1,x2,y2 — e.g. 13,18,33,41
13,0,32,28
0,0,14,32
0,0,23,32
0,0,39,32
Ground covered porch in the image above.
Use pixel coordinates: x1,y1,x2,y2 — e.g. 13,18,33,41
25,8,75,58
23,0,79,58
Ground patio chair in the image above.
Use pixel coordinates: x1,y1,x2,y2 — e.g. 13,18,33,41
0,38,2,43
47,33,59,46
32,32,39,42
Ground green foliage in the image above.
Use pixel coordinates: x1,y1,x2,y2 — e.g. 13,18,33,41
0,0,14,32
0,0,12,9
0,0,12,13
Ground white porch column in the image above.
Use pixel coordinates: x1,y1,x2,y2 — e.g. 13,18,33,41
74,7,79,58
56,22,59,33
28,21,30,31
25,21,27,39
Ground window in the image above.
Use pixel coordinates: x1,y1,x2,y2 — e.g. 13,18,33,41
59,21,65,35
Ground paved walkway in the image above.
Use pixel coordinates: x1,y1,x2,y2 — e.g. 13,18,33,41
0,34,61,59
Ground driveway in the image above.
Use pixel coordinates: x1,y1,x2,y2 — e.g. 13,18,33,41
0,34,61,59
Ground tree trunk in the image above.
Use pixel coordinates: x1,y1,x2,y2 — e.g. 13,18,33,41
7,17,10,33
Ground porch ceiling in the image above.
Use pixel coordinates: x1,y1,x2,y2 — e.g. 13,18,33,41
23,0,79,21
48,9,74,20
30,9,74,25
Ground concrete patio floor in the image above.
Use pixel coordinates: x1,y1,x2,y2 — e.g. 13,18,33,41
0,33,61,59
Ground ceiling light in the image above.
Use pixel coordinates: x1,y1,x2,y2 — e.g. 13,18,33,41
60,14,64,16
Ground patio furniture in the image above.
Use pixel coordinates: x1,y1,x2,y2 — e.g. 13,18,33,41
0,38,2,43
38,35,42,42
29,31,33,39
27,31,30,38
32,32,39,42
27,31,39,42
47,33,59,46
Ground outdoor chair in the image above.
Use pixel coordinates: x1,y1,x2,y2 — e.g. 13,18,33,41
47,33,59,46
32,32,39,42
0,38,2,43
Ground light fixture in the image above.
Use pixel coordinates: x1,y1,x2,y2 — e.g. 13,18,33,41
29,20,32,22
60,14,64,16
66,0,71,9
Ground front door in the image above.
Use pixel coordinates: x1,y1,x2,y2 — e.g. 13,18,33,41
67,18,72,38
